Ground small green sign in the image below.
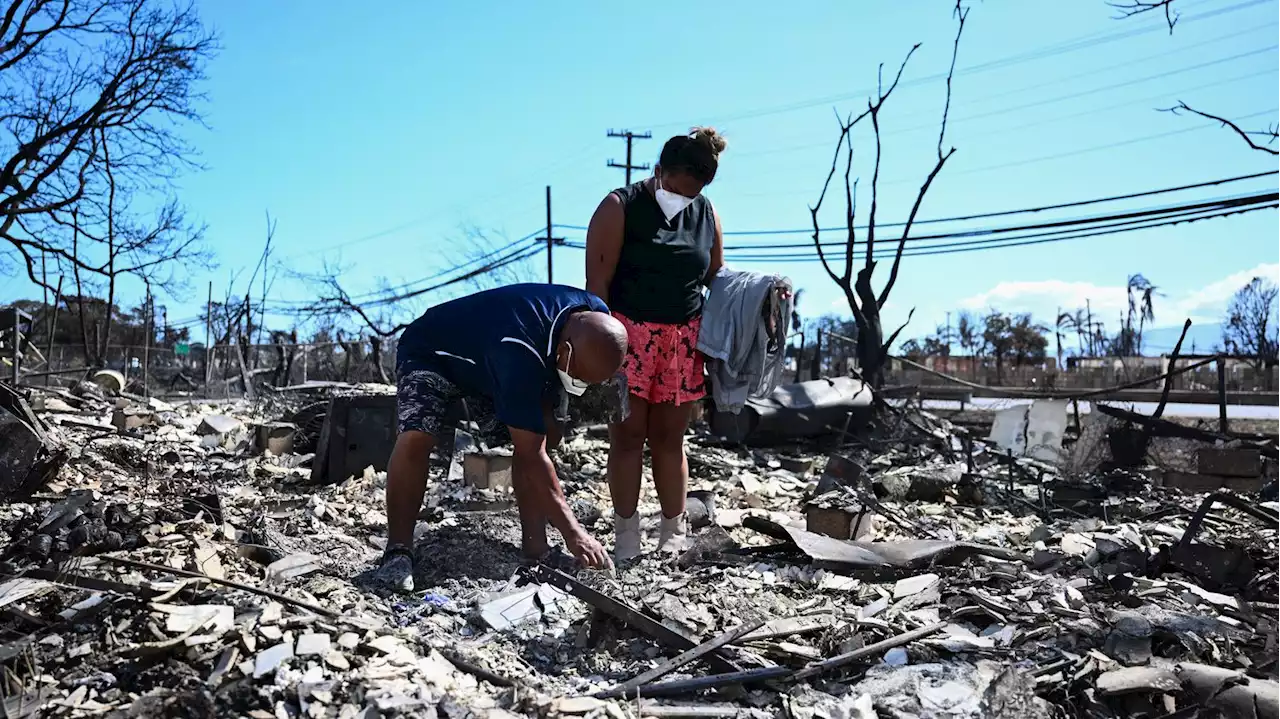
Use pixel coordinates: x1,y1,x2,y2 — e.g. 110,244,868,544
174,342,190,356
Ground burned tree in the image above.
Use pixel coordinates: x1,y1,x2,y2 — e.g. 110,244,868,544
1222,277,1279,371
809,2,968,388
294,226,538,384
1111,0,1279,154
1107,0,1179,32
0,1,216,297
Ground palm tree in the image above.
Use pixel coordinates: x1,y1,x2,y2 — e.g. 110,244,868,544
956,310,978,378
1055,308,1077,370
1125,274,1159,356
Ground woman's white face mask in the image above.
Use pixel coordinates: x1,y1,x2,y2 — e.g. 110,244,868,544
655,175,695,221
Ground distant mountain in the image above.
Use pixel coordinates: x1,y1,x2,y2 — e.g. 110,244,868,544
1136,323,1225,356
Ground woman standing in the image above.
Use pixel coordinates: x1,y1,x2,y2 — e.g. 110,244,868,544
585,127,726,561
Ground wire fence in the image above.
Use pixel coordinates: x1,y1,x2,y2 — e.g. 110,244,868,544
9,334,1278,399
9,339,401,397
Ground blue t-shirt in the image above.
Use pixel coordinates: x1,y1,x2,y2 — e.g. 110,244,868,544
397,284,609,434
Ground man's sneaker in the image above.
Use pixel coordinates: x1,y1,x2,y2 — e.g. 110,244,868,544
657,512,689,554
614,512,642,562
374,544,415,593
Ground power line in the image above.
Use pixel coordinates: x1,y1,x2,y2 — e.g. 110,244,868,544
278,141,606,260
720,193,1277,258
274,239,545,314
557,194,1278,260
727,190,1276,250
737,107,1280,200
267,228,546,308
554,170,1276,237
737,51,1278,159
639,0,1270,129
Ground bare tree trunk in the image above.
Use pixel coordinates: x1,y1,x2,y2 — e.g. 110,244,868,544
370,336,390,384
236,332,256,399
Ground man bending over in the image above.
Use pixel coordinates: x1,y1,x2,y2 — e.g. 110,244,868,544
376,283,628,591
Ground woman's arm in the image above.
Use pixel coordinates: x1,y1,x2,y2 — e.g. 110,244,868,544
705,204,724,286
585,193,624,302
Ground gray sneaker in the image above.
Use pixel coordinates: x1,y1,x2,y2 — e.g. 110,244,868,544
374,545,415,593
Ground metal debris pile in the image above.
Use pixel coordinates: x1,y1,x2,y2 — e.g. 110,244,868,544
0,379,1275,718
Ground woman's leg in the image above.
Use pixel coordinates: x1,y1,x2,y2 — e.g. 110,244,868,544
607,396,649,519
646,400,693,520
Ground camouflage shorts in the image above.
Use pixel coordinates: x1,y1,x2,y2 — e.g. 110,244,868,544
395,369,510,446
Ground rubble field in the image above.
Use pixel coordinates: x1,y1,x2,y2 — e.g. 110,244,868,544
0,380,1276,719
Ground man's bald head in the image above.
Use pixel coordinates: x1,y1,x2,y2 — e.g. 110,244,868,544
557,311,628,384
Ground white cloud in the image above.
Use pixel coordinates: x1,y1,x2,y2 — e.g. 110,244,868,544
1174,262,1280,322
956,263,1280,327
959,279,1127,318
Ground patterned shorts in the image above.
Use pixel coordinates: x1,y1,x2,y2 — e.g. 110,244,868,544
395,369,510,446
613,312,706,406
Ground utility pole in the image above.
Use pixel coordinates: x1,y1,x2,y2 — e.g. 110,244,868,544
204,281,212,396
544,185,564,284
143,284,152,398
607,129,652,185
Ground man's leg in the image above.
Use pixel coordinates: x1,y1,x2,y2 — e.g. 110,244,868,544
377,369,453,592
385,430,437,549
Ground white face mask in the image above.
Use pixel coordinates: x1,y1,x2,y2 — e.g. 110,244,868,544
655,176,695,221
558,342,590,397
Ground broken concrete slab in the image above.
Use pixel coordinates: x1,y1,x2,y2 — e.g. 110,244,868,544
803,496,875,539
255,422,297,455
197,414,243,436
463,450,513,491
265,553,324,584
1158,471,1265,494
111,408,155,432
1195,447,1262,478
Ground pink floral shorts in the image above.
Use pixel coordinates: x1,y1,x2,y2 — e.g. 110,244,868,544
613,312,706,406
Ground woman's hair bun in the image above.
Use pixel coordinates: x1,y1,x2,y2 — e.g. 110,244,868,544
689,126,727,155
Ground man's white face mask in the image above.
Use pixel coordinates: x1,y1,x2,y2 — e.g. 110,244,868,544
558,342,589,397
655,175,695,221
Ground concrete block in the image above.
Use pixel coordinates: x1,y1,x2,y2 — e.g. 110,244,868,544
1195,448,1262,478
1158,471,1264,495
256,422,297,455
198,414,243,436
815,454,863,495
804,504,873,540
111,408,154,432
463,451,513,491
778,456,815,475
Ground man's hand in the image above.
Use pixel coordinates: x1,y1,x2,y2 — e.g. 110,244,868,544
564,528,612,570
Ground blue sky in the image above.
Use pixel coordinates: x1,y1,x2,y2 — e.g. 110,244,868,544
7,0,1278,353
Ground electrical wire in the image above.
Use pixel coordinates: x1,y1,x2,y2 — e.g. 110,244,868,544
728,190,1276,250
640,0,1270,129
737,61,1278,160
274,238,545,314
557,196,1278,261
553,170,1277,236
722,195,1275,258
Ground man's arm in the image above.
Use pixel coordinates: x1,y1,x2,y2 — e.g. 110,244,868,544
488,346,610,567
509,427,609,568
508,428,576,537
